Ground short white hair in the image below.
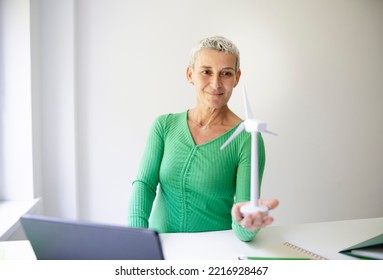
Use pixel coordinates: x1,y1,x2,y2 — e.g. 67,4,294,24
189,36,240,72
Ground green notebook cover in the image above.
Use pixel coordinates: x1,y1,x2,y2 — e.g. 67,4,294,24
339,233,383,259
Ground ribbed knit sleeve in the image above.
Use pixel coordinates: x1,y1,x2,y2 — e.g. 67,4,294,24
127,115,166,228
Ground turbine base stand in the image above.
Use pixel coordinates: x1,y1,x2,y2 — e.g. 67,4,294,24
240,204,269,216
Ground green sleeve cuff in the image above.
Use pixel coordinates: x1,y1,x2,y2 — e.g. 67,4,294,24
232,221,261,242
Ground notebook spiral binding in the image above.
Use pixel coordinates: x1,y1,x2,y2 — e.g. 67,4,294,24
283,242,327,260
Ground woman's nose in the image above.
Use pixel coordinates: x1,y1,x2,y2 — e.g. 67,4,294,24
210,74,222,89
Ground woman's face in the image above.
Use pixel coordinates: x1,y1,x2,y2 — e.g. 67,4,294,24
187,49,241,109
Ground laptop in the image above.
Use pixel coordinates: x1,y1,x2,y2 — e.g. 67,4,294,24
20,214,164,260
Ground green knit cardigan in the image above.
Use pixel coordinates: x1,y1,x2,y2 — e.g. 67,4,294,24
127,111,265,241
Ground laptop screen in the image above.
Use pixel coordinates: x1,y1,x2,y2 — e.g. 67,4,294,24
20,214,164,260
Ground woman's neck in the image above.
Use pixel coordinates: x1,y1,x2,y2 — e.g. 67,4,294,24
189,105,230,129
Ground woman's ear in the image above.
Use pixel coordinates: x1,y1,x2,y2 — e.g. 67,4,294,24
234,68,241,87
186,66,194,84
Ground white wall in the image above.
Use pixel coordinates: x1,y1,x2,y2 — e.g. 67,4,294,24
30,0,78,219
32,0,383,226
0,0,34,200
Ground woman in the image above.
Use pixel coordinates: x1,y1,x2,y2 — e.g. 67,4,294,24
128,36,278,241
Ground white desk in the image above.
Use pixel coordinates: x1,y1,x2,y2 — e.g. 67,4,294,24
1,217,382,260
160,217,383,260
0,240,36,260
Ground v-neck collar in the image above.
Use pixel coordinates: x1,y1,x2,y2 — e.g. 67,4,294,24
183,110,242,147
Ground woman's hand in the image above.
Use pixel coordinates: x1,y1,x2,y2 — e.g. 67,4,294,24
231,199,279,232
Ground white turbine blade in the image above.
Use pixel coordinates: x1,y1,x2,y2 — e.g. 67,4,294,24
243,85,254,119
264,130,278,136
220,122,246,150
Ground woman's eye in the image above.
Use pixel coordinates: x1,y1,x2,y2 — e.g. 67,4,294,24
221,71,233,77
201,70,212,75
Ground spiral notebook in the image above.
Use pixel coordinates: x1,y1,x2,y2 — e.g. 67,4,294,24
239,242,327,260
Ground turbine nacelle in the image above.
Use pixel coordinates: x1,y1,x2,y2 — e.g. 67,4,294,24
244,119,267,133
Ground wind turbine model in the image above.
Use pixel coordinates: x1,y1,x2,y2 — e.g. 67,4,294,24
221,86,276,216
